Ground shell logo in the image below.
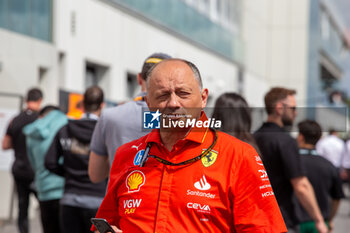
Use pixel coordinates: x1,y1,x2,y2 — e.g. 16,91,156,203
126,170,146,193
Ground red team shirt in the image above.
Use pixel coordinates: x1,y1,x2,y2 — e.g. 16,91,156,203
93,114,286,233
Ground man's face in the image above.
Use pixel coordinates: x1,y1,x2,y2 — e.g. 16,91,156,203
281,95,297,126
146,60,208,127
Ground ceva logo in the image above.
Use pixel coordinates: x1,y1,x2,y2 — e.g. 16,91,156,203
194,175,211,191
187,202,211,213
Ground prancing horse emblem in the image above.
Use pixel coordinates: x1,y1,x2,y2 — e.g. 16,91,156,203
201,149,218,167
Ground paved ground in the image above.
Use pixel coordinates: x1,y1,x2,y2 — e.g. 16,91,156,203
1,195,350,233
332,196,350,233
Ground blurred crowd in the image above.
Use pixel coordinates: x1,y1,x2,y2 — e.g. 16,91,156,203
2,54,350,233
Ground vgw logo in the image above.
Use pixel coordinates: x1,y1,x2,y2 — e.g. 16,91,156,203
143,110,161,129
123,199,142,214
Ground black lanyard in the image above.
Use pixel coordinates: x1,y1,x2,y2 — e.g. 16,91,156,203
139,128,217,167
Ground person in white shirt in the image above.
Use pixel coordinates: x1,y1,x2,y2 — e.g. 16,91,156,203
341,139,350,189
316,129,345,170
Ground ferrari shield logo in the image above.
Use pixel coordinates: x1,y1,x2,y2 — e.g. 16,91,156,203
201,149,218,167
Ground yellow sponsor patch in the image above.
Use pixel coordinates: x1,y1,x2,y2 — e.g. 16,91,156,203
201,149,218,167
126,171,145,193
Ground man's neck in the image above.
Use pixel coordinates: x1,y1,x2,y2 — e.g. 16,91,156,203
267,115,283,128
84,110,101,118
160,128,190,151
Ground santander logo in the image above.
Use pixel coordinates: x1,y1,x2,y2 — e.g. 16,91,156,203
194,175,211,191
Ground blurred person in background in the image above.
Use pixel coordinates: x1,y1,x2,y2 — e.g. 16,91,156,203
45,86,107,233
88,53,171,183
23,106,67,233
2,88,43,233
342,137,350,215
211,92,259,153
254,87,328,233
296,120,344,233
316,129,345,171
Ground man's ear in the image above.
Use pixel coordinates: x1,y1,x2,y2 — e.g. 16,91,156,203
297,134,305,146
137,73,143,86
100,102,106,110
201,88,209,108
275,102,284,116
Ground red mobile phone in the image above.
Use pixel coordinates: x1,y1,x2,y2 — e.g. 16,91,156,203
91,218,116,233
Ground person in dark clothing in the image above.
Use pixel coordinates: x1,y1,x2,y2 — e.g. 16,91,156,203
296,120,344,233
45,86,107,233
2,88,43,233
211,92,260,153
254,87,327,233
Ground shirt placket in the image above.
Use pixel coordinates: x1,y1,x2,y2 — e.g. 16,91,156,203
153,147,177,233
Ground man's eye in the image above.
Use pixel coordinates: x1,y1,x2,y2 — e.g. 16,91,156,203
178,92,190,97
157,94,169,100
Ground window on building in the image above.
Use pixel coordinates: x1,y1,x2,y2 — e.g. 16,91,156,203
38,67,48,90
85,62,109,96
319,52,342,93
58,52,66,87
126,72,139,99
86,66,98,87
0,0,52,41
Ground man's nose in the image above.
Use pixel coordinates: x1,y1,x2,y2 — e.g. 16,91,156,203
167,93,181,109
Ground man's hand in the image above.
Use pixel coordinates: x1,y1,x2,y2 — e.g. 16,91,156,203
112,226,122,232
94,225,122,233
315,220,328,233
291,177,328,233
328,220,334,232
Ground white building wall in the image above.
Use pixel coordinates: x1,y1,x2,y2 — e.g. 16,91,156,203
267,0,309,105
54,0,240,102
244,72,270,107
242,0,310,106
241,0,271,106
0,29,58,107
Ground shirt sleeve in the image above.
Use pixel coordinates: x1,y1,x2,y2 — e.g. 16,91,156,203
44,132,64,176
279,136,305,179
342,141,350,169
91,149,124,232
91,182,120,231
90,112,108,156
231,145,287,233
5,119,14,137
